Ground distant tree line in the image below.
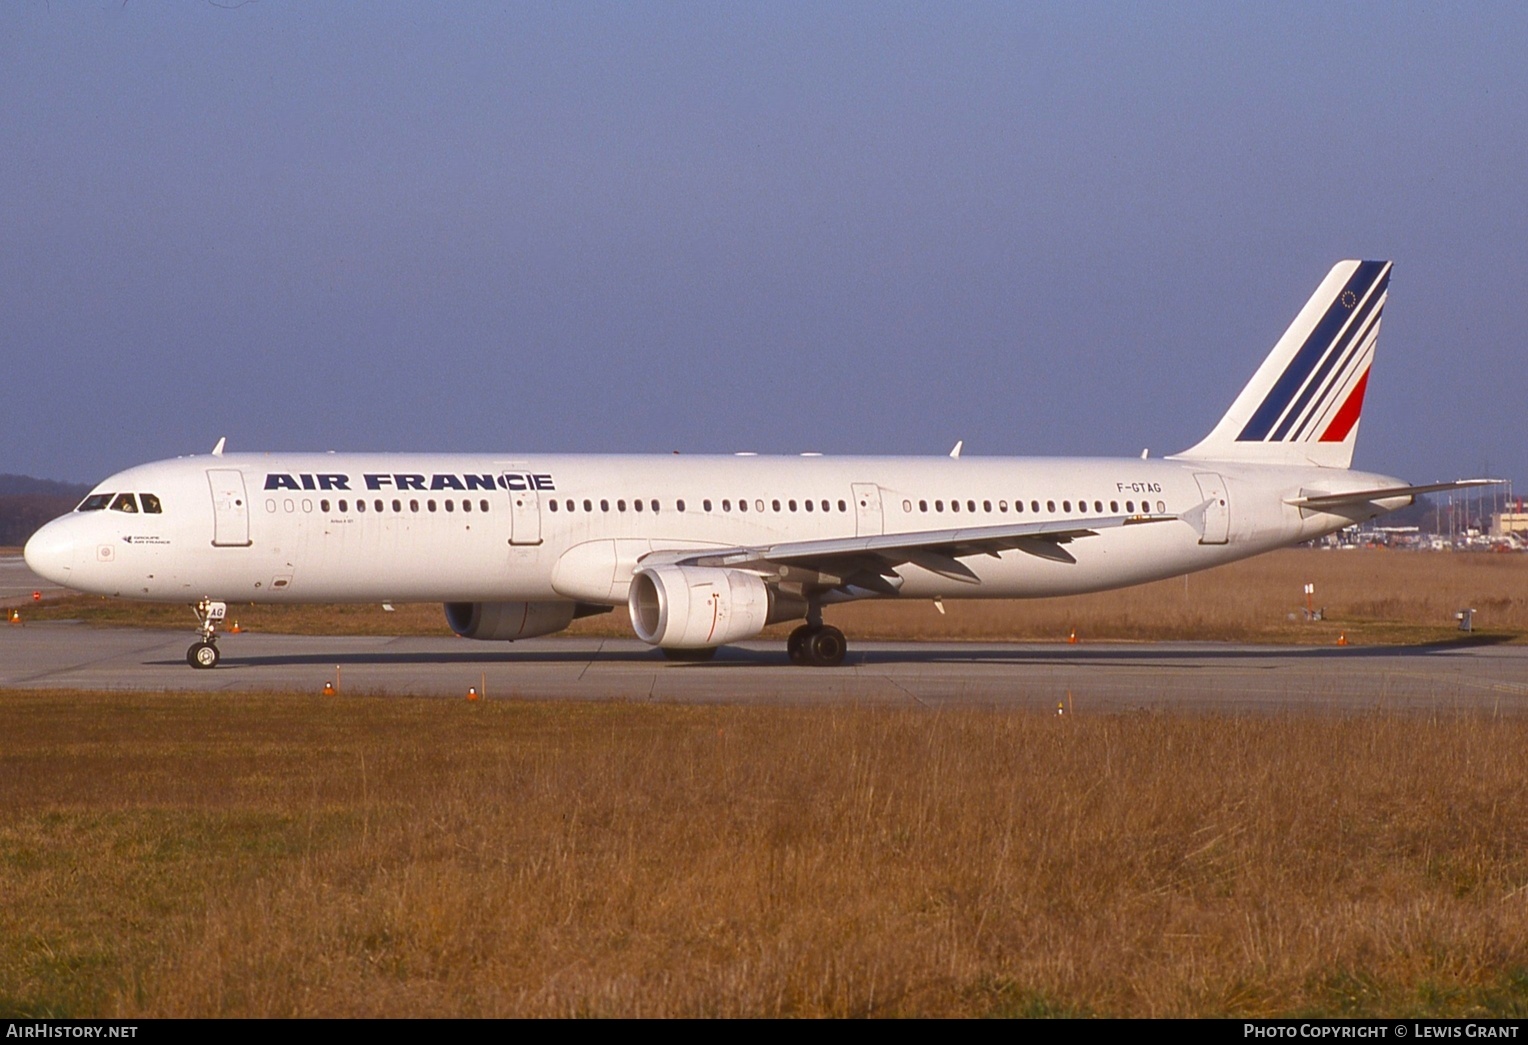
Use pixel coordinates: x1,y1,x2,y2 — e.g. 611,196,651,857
0,475,87,547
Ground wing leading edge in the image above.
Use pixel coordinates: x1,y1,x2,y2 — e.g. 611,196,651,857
645,514,1177,590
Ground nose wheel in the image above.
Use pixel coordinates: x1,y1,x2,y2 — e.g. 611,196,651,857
187,641,221,669
187,598,227,670
787,623,847,667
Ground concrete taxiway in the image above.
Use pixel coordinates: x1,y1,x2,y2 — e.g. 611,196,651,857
0,552,65,606
4,620,1526,712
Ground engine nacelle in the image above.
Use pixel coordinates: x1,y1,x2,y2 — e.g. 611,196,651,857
444,600,577,640
628,565,801,649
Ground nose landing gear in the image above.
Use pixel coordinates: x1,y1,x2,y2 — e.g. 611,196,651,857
187,598,227,669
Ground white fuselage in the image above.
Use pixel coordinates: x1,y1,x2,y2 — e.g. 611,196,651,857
23,451,1403,607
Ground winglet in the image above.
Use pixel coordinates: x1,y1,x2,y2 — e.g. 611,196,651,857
949,440,963,459
211,437,226,457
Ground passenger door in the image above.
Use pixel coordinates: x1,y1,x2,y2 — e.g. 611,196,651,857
207,469,252,547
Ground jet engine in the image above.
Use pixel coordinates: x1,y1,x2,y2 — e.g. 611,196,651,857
628,565,803,649
444,600,580,640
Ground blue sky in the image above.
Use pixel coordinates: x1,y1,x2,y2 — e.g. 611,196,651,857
3,3,1524,487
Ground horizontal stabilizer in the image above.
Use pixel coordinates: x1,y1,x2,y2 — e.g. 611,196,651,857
1286,478,1502,510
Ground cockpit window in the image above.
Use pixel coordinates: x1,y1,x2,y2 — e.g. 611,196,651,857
78,493,113,511
110,493,139,513
140,493,162,514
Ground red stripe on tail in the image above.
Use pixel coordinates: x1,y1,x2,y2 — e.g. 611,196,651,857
1319,368,1369,442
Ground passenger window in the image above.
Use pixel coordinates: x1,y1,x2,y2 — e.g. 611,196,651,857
357,500,367,513
789,500,797,512
651,499,659,513
756,500,766,512
999,500,1007,512
392,499,402,512
677,500,686,512
772,500,781,512
1094,501,1103,513
618,500,627,512
584,499,593,512
427,499,437,512
1015,500,1024,513
821,500,830,512
373,499,383,512
463,500,472,513
1062,501,1071,512
968,500,976,512
1110,501,1119,513
549,500,559,512
837,500,847,512
703,499,712,512
481,500,490,512
951,500,960,513
935,500,944,512
601,500,610,512
445,500,454,512
410,499,419,512
321,499,331,513
634,500,643,513
140,493,163,514
919,500,928,512
1157,500,1166,513
738,499,747,512
1032,501,1041,513
339,499,349,512
721,499,730,511
983,500,992,512
1126,500,1135,512
110,493,138,513
1046,501,1055,512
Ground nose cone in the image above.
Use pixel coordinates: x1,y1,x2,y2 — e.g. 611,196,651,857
24,517,79,587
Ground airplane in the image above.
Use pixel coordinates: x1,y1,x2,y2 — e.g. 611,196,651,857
23,260,1493,669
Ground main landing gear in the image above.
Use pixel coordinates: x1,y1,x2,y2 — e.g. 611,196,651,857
187,598,227,669
787,623,847,667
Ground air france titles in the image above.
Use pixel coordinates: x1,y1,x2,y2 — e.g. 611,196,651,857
264,473,555,493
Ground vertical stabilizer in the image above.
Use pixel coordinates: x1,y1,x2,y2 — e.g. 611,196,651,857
1170,260,1391,469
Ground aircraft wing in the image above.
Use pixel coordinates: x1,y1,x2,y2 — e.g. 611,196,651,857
1286,478,1501,510
658,513,1177,587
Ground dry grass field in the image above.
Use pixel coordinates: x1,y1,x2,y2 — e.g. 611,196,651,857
6,550,1528,1017
3,692,1528,1018
20,547,1528,645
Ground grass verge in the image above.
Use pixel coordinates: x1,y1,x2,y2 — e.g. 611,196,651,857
3,690,1527,1017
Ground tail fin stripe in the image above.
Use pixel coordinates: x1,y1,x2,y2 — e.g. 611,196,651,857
1288,316,1380,441
1318,367,1369,442
1279,291,1385,441
1237,260,1390,441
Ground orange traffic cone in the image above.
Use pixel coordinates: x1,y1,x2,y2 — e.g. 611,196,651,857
229,620,242,633
1336,632,1349,647
7,609,19,625
1067,628,1078,644
322,681,336,696
466,686,480,702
